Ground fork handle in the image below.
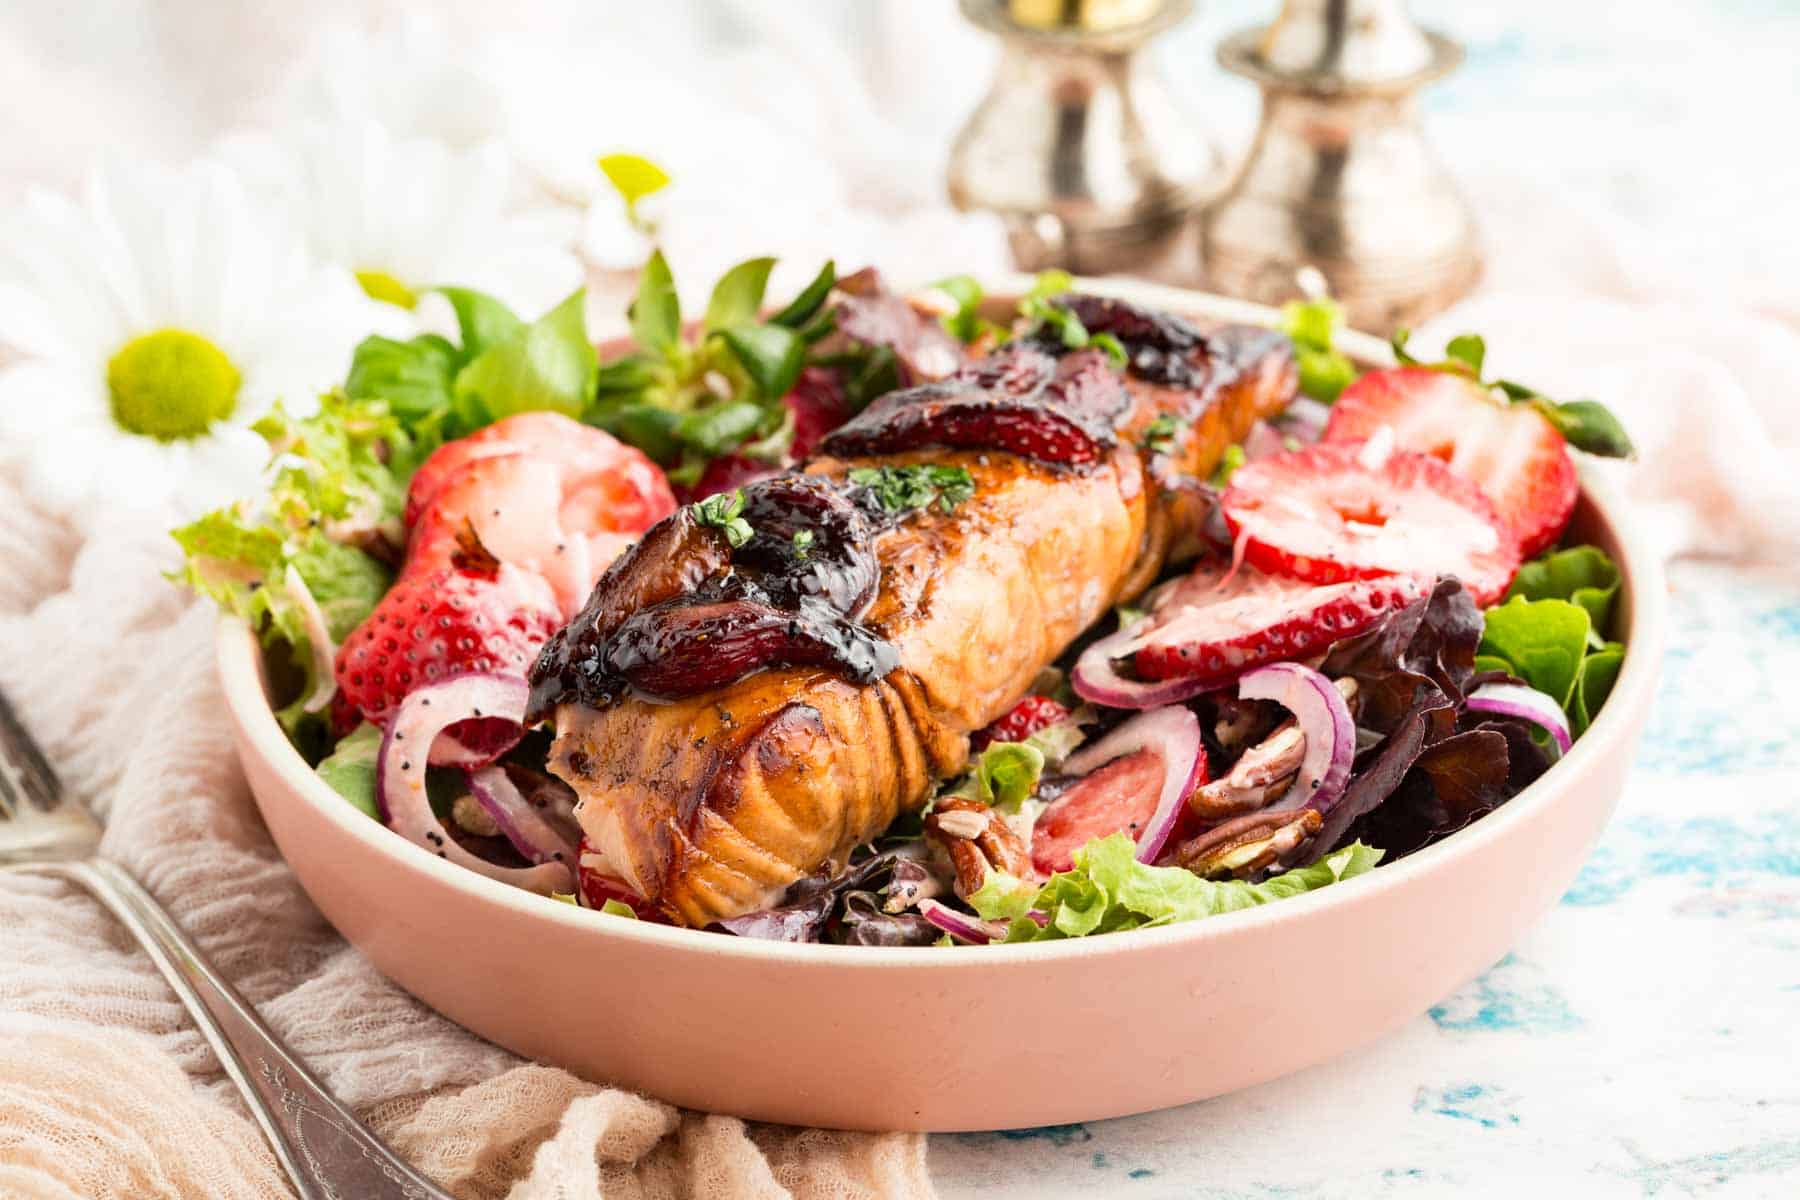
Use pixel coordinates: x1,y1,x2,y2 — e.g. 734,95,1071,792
20,859,451,1200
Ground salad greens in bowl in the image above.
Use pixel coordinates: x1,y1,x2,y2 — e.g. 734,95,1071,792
198,266,1660,1129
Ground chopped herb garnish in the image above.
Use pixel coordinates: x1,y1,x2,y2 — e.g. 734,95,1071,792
791,529,815,558
1140,413,1185,452
848,465,976,515
1017,270,1091,349
1089,331,1128,369
691,489,754,548
931,274,1002,345
1209,443,1246,488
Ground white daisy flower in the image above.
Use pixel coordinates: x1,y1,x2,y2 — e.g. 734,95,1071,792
0,157,394,534
488,44,1010,312
218,120,583,323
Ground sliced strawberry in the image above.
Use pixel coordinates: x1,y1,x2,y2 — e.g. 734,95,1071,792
1221,439,1521,605
407,425,674,617
1031,749,1173,876
405,412,673,532
1130,563,1425,684
973,695,1071,751
785,366,850,461
334,561,561,732
1326,368,1576,557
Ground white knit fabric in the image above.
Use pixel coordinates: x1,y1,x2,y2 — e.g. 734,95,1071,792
0,488,930,1197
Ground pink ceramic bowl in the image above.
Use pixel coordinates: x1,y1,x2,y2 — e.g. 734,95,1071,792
218,282,1665,1132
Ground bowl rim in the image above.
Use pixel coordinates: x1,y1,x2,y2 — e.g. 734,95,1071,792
217,278,1667,970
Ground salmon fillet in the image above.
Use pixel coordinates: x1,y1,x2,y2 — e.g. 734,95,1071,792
537,314,1296,925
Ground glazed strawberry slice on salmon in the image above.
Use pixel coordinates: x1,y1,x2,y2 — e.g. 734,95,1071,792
531,300,1299,926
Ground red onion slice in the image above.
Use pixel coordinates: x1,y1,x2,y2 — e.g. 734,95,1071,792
1237,663,1353,816
467,766,580,867
1467,682,1572,754
427,723,522,769
1072,620,1219,709
377,673,571,894
919,899,1007,945
1062,705,1205,864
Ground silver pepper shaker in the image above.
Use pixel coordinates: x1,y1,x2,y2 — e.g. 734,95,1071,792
948,0,1220,276
1200,0,1481,330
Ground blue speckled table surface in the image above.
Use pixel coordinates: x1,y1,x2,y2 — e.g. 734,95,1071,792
931,563,1800,1197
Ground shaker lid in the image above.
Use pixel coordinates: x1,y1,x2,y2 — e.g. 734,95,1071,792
1220,0,1460,93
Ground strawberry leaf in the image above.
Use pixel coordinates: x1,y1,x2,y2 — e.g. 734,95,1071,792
1444,333,1486,376
1530,397,1636,459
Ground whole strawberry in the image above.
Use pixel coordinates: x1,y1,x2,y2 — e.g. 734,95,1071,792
334,555,561,733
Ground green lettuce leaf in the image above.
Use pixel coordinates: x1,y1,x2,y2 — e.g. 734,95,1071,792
454,290,597,423
629,250,682,356
1571,644,1625,737
704,257,775,333
1503,544,1620,641
436,287,524,359
314,723,384,818
942,741,1046,813
1477,596,1591,709
343,334,459,427
969,833,1382,941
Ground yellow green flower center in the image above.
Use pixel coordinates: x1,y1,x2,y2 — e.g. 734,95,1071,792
355,269,419,310
106,329,242,441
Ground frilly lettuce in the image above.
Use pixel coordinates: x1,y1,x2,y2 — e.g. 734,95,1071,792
172,286,604,752
969,833,1382,942
940,741,1045,813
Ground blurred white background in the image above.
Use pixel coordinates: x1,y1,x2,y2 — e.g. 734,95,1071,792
6,0,1794,562
2,0,1795,313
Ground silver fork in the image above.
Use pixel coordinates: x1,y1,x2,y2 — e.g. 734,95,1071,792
0,688,453,1200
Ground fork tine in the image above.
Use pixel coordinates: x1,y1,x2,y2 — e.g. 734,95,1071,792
0,687,64,818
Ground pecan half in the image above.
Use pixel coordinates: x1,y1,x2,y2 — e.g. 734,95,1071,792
925,796,1034,899
1191,721,1305,817
1174,808,1322,879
